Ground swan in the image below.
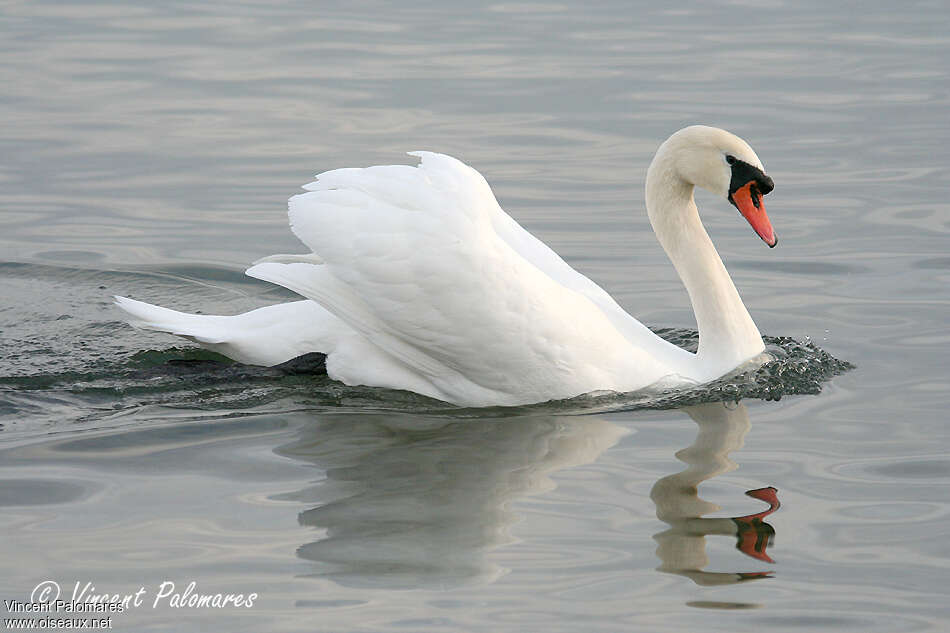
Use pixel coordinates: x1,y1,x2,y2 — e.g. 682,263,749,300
115,125,777,407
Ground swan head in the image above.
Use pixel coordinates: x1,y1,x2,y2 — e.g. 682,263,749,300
658,125,777,248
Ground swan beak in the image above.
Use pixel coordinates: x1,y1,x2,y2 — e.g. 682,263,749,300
730,182,777,248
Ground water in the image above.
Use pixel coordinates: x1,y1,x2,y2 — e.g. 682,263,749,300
2,0,949,631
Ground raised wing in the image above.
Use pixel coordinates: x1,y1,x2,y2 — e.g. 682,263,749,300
247,152,679,405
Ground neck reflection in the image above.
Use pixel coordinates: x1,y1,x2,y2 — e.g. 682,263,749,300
651,401,780,586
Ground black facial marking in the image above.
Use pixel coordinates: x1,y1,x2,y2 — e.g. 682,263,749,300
728,159,774,199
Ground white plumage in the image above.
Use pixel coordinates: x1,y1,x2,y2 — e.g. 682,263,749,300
117,126,776,407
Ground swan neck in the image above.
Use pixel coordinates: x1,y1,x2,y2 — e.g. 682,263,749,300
646,151,764,374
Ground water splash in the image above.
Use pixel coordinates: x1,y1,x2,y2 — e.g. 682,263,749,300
639,328,855,407
1,327,853,428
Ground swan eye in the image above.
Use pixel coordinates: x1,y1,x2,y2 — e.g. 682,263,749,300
725,155,737,166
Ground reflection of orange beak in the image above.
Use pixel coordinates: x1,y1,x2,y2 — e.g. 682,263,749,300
734,519,775,563
733,487,781,563
730,182,777,248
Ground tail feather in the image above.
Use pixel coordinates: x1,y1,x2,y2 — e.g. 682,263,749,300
113,296,228,344
114,296,347,366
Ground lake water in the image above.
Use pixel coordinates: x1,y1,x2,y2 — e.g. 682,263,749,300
2,0,949,631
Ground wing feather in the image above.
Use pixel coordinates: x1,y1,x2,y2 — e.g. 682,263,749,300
247,152,678,405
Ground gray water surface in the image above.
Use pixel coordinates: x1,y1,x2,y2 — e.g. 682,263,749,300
2,1,949,631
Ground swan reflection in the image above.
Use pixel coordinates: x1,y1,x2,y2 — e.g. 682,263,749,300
277,401,778,590
651,402,779,586
276,413,627,589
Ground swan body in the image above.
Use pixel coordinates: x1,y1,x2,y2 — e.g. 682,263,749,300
116,126,777,407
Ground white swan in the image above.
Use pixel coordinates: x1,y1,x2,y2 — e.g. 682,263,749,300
116,126,777,407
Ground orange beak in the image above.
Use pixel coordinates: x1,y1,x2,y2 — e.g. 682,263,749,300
730,182,777,248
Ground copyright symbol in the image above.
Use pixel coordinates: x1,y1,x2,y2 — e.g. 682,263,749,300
31,580,60,603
